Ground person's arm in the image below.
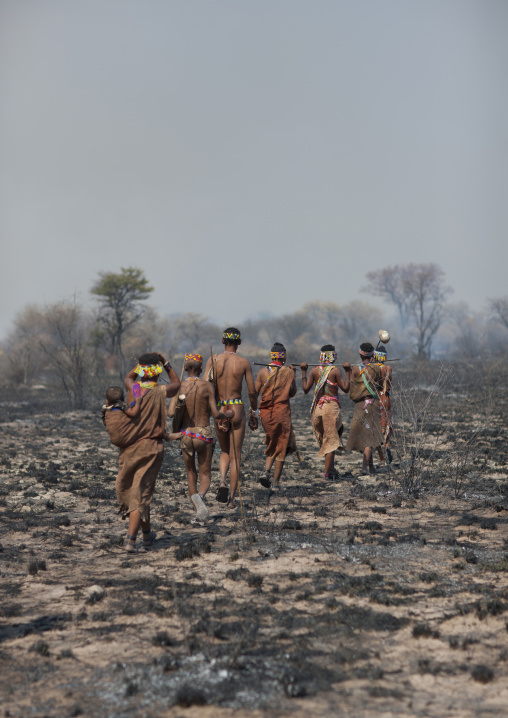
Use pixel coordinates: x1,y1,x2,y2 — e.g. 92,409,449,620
254,369,265,395
156,354,180,398
289,366,297,397
384,366,392,393
124,368,137,394
123,396,142,417
245,361,258,411
300,364,316,394
337,363,351,393
165,431,183,441
203,356,212,382
207,385,234,420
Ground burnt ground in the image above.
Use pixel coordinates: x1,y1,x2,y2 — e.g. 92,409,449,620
1,364,508,718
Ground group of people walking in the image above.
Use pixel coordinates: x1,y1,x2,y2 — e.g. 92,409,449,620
102,327,393,553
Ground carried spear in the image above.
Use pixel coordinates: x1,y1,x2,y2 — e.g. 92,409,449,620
302,359,402,367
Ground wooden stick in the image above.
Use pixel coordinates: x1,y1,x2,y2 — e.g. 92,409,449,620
253,362,296,368
303,359,402,367
230,420,243,519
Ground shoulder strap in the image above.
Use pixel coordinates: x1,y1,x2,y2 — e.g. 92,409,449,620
361,366,379,398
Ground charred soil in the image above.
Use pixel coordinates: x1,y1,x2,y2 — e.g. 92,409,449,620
1,364,508,717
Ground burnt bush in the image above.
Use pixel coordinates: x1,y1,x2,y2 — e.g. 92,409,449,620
28,558,47,575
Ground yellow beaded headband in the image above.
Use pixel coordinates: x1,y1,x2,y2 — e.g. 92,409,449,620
133,363,163,378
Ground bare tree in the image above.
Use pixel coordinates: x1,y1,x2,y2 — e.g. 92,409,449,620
4,305,47,386
363,266,413,328
404,264,452,358
168,313,221,356
38,299,93,409
364,263,452,358
489,296,508,330
122,309,172,362
269,311,314,354
91,267,154,376
336,301,384,348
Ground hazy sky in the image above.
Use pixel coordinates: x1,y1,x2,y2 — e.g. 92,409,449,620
1,1,507,339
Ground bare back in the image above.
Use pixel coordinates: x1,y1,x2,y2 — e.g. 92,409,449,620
305,366,349,395
180,379,217,429
213,352,255,402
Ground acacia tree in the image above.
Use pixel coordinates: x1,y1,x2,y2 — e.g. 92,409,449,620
364,263,452,358
91,267,154,376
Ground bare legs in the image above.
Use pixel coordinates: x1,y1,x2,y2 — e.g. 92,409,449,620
264,454,285,486
215,409,246,505
127,508,150,538
183,448,212,504
125,508,151,552
362,447,375,475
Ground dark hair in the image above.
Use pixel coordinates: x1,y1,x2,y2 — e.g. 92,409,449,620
138,352,161,366
184,359,202,373
377,345,387,354
271,342,286,352
321,344,335,352
223,327,241,346
106,386,124,403
360,342,374,354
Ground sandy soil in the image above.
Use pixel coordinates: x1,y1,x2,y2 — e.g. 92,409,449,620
1,368,507,717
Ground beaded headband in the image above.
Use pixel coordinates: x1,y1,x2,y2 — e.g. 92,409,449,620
270,351,286,360
223,331,240,340
185,353,203,363
374,350,386,363
359,348,374,358
133,363,163,378
319,350,337,364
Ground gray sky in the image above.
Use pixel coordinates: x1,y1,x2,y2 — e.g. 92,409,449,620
1,0,507,339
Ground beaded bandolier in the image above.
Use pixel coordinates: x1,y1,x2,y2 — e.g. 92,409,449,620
310,349,338,415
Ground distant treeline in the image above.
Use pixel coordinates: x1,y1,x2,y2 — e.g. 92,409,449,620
1,265,507,408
